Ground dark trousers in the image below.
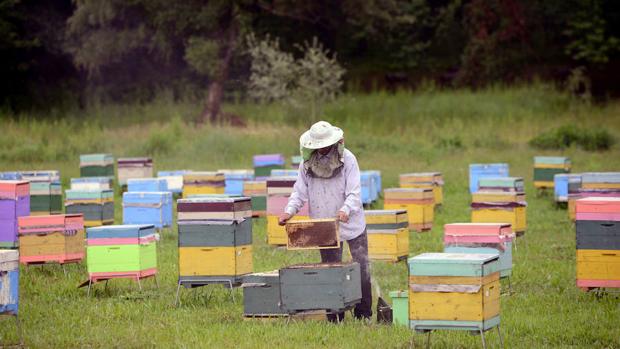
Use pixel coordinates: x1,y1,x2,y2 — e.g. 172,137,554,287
320,228,372,320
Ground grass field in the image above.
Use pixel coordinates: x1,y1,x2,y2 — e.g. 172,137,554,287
1,85,619,348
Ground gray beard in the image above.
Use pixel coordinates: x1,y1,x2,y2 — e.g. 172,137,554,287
304,146,344,179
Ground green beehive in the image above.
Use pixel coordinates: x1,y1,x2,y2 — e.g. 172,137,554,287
389,290,408,326
87,243,156,273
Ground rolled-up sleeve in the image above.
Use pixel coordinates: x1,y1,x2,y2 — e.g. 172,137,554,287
285,163,308,216
339,153,363,216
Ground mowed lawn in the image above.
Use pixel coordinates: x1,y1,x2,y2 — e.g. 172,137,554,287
1,87,619,348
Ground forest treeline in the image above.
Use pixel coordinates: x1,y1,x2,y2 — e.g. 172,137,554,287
1,0,619,115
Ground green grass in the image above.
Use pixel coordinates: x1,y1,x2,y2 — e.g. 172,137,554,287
1,85,620,348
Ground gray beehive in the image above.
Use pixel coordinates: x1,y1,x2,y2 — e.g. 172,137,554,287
178,219,252,247
241,271,285,316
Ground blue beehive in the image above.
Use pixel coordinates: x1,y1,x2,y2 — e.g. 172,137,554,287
270,169,299,177
0,250,19,315
370,170,382,198
360,171,376,204
122,192,173,228
127,178,168,193
221,170,254,196
469,163,510,193
0,172,22,180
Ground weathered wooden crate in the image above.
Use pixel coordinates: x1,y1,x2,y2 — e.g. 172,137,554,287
0,250,19,315
117,157,153,186
285,219,339,250
279,262,361,313
18,214,85,265
408,253,501,331
241,271,285,316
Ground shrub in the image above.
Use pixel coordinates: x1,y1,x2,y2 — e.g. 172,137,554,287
529,125,614,151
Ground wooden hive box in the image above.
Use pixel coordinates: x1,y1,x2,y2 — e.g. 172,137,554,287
127,178,168,192
178,219,252,247
182,172,225,198
18,214,85,264
243,181,267,217
86,224,157,278
0,250,19,315
469,163,509,194
444,223,514,278
285,219,339,250
157,170,191,194
70,177,113,191
365,210,409,261
575,197,620,289
253,154,285,178
65,189,114,227
241,271,286,316
219,169,254,196
471,192,527,234
177,197,252,221
533,156,571,188
478,176,524,193
122,192,173,228
178,245,252,277
399,172,444,205
384,188,434,231
581,172,620,189
117,157,153,186
408,253,501,331
80,154,114,177
279,262,361,313
0,181,30,249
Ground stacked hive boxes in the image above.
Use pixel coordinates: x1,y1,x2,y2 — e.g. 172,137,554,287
86,224,158,282
365,210,409,262
384,188,434,231
254,154,285,179
569,173,620,220
533,156,570,189
408,253,501,332
243,180,267,217
157,170,191,195
117,157,153,186
219,170,254,196
471,177,527,235
469,163,509,193
291,155,302,169
443,223,514,278
65,188,114,227
177,197,253,285
80,154,114,178
554,174,582,203
127,178,168,192
0,181,30,249
122,192,173,229
279,263,361,314
568,174,584,219
18,214,85,265
182,172,225,198
0,250,19,316
266,177,309,245
22,174,62,215
575,197,620,290
400,172,444,206
70,177,112,191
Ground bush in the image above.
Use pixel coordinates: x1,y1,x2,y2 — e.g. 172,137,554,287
529,125,614,151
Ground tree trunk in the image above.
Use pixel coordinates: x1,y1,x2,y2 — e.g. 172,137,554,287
200,15,238,124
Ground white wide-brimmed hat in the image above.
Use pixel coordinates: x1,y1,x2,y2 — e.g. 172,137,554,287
299,121,344,150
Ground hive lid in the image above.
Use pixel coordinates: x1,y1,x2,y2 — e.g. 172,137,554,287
408,253,499,264
365,209,408,215
0,249,19,263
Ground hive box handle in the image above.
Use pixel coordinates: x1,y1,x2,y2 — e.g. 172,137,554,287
602,253,617,256
601,223,615,227
303,272,318,275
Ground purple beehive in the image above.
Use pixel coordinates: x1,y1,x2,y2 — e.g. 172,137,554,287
0,181,30,248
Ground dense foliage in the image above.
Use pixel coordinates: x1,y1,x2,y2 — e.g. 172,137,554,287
1,0,619,114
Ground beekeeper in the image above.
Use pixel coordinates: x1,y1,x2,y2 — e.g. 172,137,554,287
279,120,371,321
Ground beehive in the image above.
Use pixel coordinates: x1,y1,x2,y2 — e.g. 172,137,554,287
18,214,85,264
408,253,501,331
127,178,168,193
117,157,153,186
471,180,527,235
157,170,191,195
389,290,408,326
533,156,571,189
243,180,267,217
219,169,254,196
384,188,434,231
443,223,514,278
241,271,286,316
469,163,509,194
86,224,158,279
0,250,19,315
253,154,285,179
365,210,409,261
182,172,225,198
0,181,30,249
122,192,173,228
65,189,114,227
267,177,309,245
279,262,361,313
400,172,444,206
70,177,112,191
28,176,62,216
361,171,379,204
576,197,620,289
80,154,114,178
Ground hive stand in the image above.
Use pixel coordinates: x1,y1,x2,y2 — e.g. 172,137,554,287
78,272,159,296
23,259,81,276
409,324,504,349
174,276,241,307
0,312,23,347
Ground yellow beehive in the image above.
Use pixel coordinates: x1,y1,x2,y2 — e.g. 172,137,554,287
367,228,409,262
178,245,252,276
471,207,527,234
182,172,225,198
384,188,434,231
399,172,444,205
576,249,620,281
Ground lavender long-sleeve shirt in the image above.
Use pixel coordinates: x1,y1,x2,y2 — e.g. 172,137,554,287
285,148,366,241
